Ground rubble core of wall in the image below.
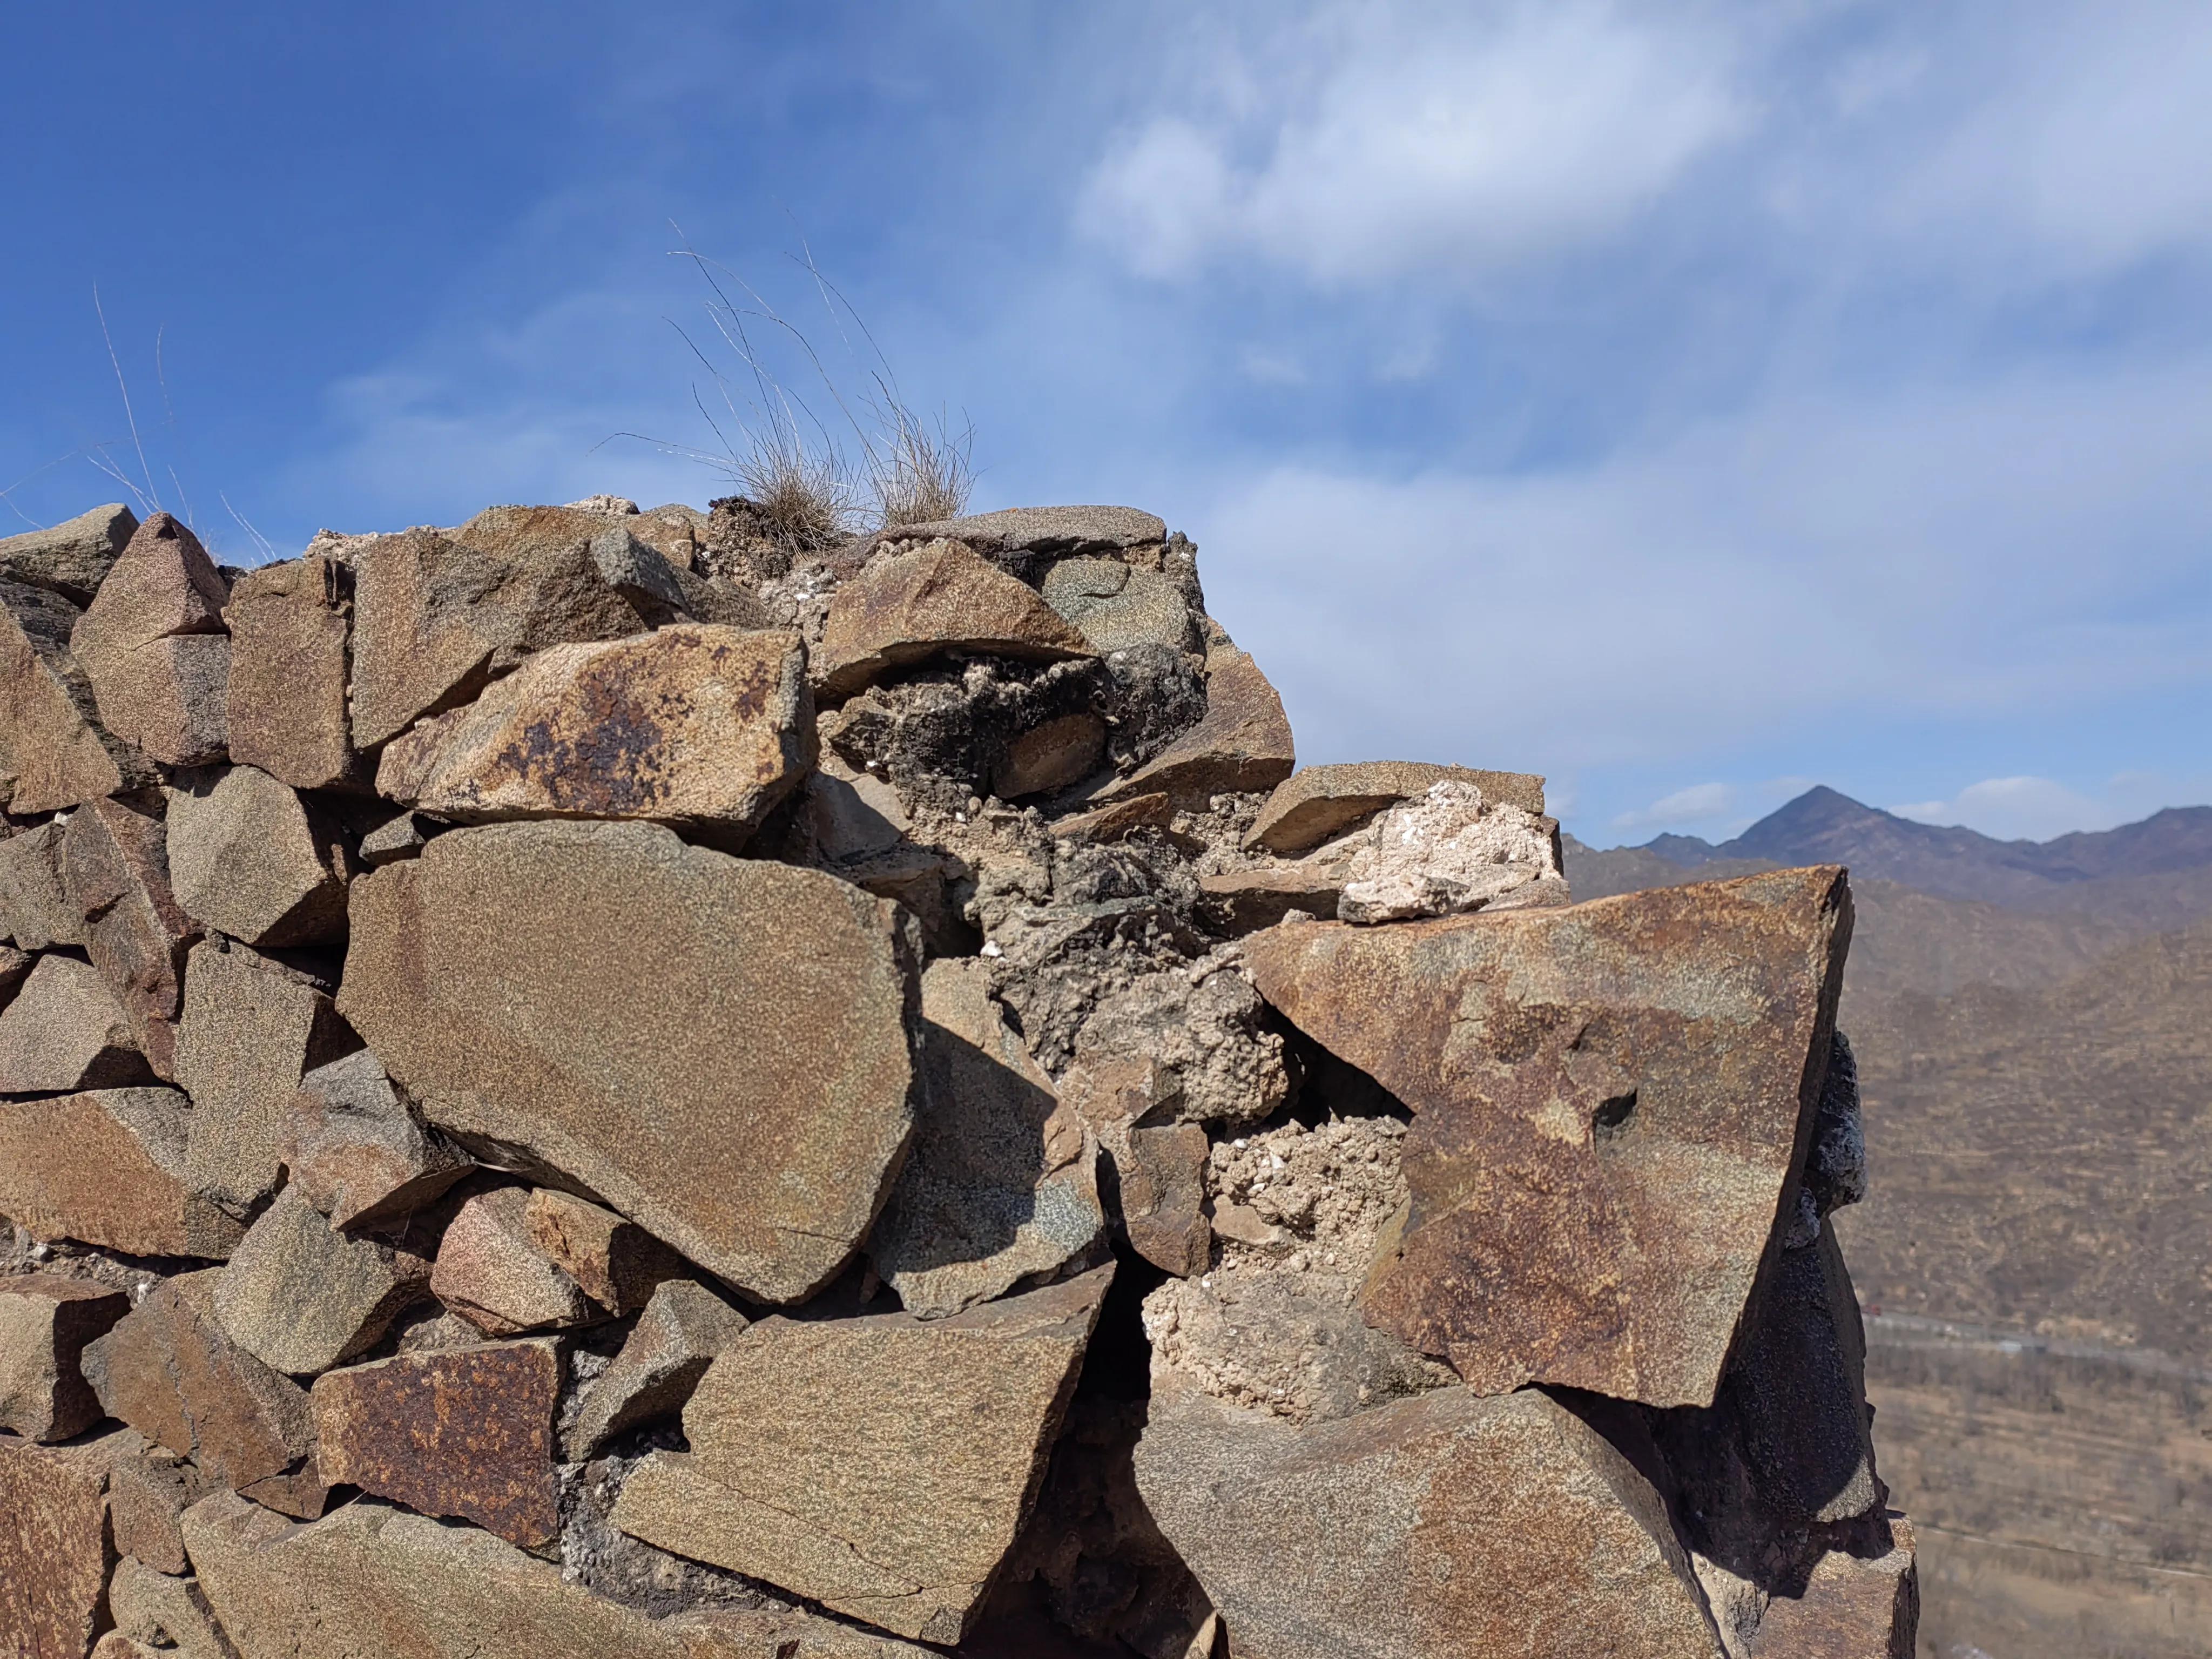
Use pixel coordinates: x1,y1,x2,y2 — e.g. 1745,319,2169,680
0,494,1916,1659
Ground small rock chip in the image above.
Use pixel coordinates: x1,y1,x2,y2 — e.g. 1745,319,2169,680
1049,790,1172,844
0,818,87,949
224,550,363,790
993,711,1106,799
0,1089,242,1257
109,1449,212,1576
108,1556,233,1659
1040,556,1197,653
1246,760,1547,856
0,1427,142,1659
814,539,1094,700
1098,643,1293,808
0,953,155,1094
1119,1123,1211,1278
0,1272,130,1440
431,1185,597,1334
61,793,201,1078
213,1185,433,1375
282,1047,474,1231
376,624,813,844
356,809,431,865
563,1278,748,1460
612,1264,1113,1644
166,765,353,947
0,576,144,812
524,1188,684,1314
0,501,137,604
312,1338,563,1547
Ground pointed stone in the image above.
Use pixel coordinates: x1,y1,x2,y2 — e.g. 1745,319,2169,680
0,952,155,1094
224,549,362,790
312,1338,563,1547
563,1278,747,1460
0,817,86,949
214,1185,434,1375
524,1188,684,1314
814,539,1094,700
72,512,231,654
376,624,813,844
339,821,923,1302
0,1089,242,1257
70,514,233,766
1097,643,1293,808
109,1449,212,1576
62,794,200,1078
282,1047,473,1231
1247,761,1548,856
612,1264,1113,1644
1244,866,1852,1408
431,1185,597,1334
0,576,147,811
0,1271,130,1439
0,1427,144,1659
356,809,430,865
0,501,137,604
167,764,353,946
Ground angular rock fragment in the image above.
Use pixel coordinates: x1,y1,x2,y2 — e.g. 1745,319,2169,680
613,1264,1114,1643
868,959,1103,1318
356,808,433,865
312,1338,563,1547
340,821,923,1301
1061,956,1289,1130
178,939,361,1218
814,539,1094,700
1722,1520,1919,1658
1118,1122,1211,1278
214,1185,433,1375
562,1278,748,1460
0,501,137,604
0,1271,130,1439
1098,643,1293,808
0,1089,242,1257
431,1184,597,1333
993,710,1105,799
108,1556,233,1659
1245,866,1852,1407
71,512,233,766
1040,557,1196,653
0,576,148,812
1134,1383,1725,1659
1336,780,1563,923
0,952,155,1094
524,1188,684,1314
874,505,1167,561
0,817,86,948
167,764,353,946
1049,789,1171,844
1246,760,1547,856
109,1448,212,1576
84,1267,317,1493
0,1426,141,1659
376,625,813,842
72,511,231,652
284,1047,473,1230
1196,861,1349,936
62,794,200,1078
224,549,363,790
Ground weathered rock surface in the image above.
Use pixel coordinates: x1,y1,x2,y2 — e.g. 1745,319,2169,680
71,512,233,766
313,1338,563,1547
1098,643,1293,808
71,512,230,655
869,959,1103,1318
613,1264,1112,1643
1245,866,1852,1407
108,1556,233,1659
178,939,361,1218
167,764,353,946
0,817,86,949
0,1088,242,1257
0,576,143,811
431,1184,597,1333
1040,557,1196,654
563,1278,748,1460
525,1188,685,1314
1117,1122,1211,1278
814,539,1094,700
0,501,137,604
224,549,362,790
1195,861,1349,936
282,1047,474,1230
358,808,433,865
109,1448,212,1576
0,1271,130,1439
1719,1520,1918,1658
1336,780,1564,923
62,794,200,1078
993,709,1107,799
1058,954,1290,1130
377,624,812,842
0,952,154,1094
214,1184,433,1374
1246,760,1548,855
873,505,1168,561
1135,1382,1725,1659
340,821,923,1301
0,1426,140,1659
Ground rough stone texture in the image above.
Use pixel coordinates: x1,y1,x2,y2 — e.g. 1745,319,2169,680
0,818,87,949
1333,780,1564,924
1038,557,1197,655
377,625,812,843
1247,760,1548,856
214,1184,433,1375
563,1278,749,1460
83,1267,318,1495
224,549,362,790
62,793,200,1078
339,821,923,1303
872,506,1167,560
808,761,910,860
1117,1122,1211,1278
0,501,137,604
109,1449,211,1576
0,1427,140,1659
814,540,1094,700
1245,866,1852,1408
167,764,353,946
1058,955,1290,1130
93,1635,163,1658
525,1188,685,1315
107,1556,232,1659
282,1047,474,1230
1195,861,1348,936
71,512,231,656
431,1185,597,1334
868,959,1103,1318
613,1265,1113,1643
1135,1382,1725,1659
357,808,432,865
178,939,361,1219
1048,790,1171,845
0,952,154,1094
71,512,233,766
0,576,143,812
314,1339,564,1547
0,1089,243,1257
1097,643,1293,808
1722,1520,1918,1658
992,710,1107,800
0,1271,130,1439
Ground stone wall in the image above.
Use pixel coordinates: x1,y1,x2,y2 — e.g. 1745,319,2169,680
0,496,1915,1657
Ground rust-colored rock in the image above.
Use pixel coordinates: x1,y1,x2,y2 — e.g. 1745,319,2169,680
524,1188,684,1315
1098,643,1293,808
376,625,813,843
432,1185,597,1333
214,1185,434,1375
563,1278,747,1460
1246,760,1547,855
83,1267,317,1492
0,953,154,1094
1196,861,1349,936
0,501,137,604
1725,1520,1919,1658
224,549,362,790
282,1047,474,1231
1120,1122,1212,1278
0,1271,130,1440
339,821,922,1303
1134,1382,1725,1659
107,1556,233,1659
71,511,230,653
61,794,200,1079
1244,866,1852,1408
71,512,232,766
312,1338,563,1547
109,1448,212,1576
167,765,353,947
0,818,86,949
814,539,1093,700
1049,790,1172,844
0,1427,141,1659
0,576,146,812
0,1089,242,1257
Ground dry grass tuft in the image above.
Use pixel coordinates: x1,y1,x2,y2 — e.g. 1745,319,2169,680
733,428,859,551
871,398,973,529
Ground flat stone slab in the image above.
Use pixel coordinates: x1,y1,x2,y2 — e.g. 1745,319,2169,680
814,539,1094,700
869,505,1166,558
0,501,136,604
1098,643,1293,808
224,549,361,790
1246,761,1547,855
0,1088,242,1257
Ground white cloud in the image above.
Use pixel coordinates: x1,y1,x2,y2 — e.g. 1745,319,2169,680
1612,782,1735,834
1891,777,2125,842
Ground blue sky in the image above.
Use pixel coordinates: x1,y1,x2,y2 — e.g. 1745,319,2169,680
5,1,2209,847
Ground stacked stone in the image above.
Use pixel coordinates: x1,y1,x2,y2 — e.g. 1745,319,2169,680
0,496,1914,1658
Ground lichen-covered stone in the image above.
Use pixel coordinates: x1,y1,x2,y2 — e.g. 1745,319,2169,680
1039,557,1196,654
0,1089,242,1257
